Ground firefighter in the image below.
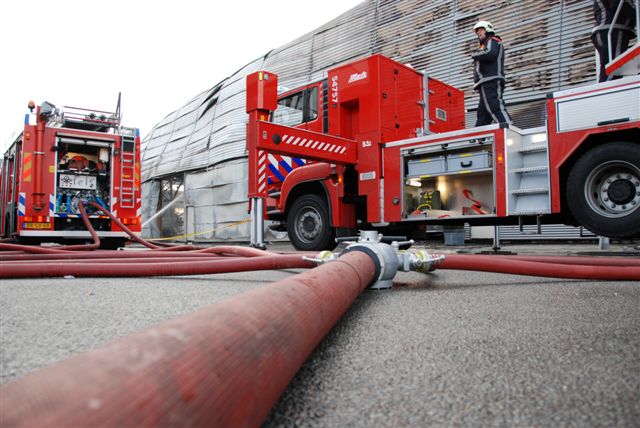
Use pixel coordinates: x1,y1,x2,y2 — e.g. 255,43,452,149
591,0,636,82
471,21,512,126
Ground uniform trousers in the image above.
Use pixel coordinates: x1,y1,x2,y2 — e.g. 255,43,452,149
475,80,512,126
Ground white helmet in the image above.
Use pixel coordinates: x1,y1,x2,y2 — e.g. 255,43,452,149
473,21,495,33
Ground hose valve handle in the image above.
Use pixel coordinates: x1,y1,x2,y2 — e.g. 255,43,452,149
399,249,445,273
302,250,338,265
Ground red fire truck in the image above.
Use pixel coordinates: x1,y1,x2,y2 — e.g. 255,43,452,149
0,100,141,248
246,52,639,251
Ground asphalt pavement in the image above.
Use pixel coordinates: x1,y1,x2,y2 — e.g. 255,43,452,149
1,240,639,426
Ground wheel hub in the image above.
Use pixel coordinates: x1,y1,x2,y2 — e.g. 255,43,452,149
605,178,635,205
298,209,321,241
593,168,640,216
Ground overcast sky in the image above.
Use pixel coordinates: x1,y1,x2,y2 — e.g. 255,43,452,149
0,0,363,148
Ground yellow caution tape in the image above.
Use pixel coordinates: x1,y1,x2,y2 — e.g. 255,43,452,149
147,218,252,241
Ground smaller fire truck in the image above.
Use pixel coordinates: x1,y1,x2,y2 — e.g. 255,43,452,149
246,52,639,251
0,99,141,248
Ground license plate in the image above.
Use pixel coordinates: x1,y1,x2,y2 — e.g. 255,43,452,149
23,222,50,229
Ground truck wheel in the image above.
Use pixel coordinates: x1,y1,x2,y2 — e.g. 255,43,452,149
287,194,337,251
566,142,640,237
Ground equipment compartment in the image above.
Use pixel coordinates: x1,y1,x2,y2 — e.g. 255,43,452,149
55,140,112,216
402,138,495,219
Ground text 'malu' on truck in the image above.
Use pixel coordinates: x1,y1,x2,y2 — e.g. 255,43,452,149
0,99,141,248
246,53,639,251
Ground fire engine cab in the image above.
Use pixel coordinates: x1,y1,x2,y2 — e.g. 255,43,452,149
246,46,639,252
1,100,141,248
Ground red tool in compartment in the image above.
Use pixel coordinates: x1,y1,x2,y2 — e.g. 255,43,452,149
462,188,486,215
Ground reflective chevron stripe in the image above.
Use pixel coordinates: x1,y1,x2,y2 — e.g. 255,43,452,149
18,193,25,216
257,150,267,193
282,134,348,155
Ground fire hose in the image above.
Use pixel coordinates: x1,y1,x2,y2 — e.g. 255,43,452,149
1,231,638,427
1,200,639,280
0,255,315,278
0,250,377,428
2,250,637,280
1,216,639,427
0,202,102,254
436,253,640,281
0,202,308,277
2,200,638,273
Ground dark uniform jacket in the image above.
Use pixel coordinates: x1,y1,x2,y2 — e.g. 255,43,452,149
471,35,506,90
592,0,636,36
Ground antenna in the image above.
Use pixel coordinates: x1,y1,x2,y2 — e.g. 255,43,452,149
115,92,122,130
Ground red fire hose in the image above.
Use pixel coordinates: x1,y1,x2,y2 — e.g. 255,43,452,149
2,247,639,280
0,199,275,258
53,202,102,251
0,250,376,428
437,253,640,280
501,254,640,267
0,250,239,261
4,198,638,280
0,246,277,261
0,254,315,278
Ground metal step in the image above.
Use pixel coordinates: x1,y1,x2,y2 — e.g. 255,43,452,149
511,187,549,195
268,191,281,198
511,210,550,216
519,145,548,153
266,208,282,215
511,165,548,174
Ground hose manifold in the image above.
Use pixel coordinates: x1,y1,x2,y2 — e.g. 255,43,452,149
341,242,399,289
307,231,445,289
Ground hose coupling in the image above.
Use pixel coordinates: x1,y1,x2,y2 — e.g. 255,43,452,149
398,249,445,273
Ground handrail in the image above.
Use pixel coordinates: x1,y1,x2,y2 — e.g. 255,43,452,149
60,105,120,128
607,0,638,64
607,1,624,63
637,0,640,44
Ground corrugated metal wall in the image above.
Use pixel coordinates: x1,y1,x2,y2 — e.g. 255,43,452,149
141,0,604,241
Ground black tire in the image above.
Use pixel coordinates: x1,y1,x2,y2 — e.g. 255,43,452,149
287,194,337,251
566,142,640,238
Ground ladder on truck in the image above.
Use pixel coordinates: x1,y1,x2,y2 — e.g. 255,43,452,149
119,136,136,209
